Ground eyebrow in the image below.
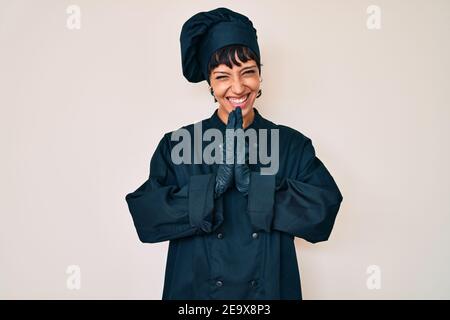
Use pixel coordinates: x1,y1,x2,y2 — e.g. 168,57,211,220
213,65,257,74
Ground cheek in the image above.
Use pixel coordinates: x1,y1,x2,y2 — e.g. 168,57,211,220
248,85,260,97
212,80,259,100
212,87,228,100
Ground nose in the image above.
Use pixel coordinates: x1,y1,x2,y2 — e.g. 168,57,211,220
230,78,246,96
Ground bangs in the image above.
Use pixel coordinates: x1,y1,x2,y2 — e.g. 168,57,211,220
207,45,262,79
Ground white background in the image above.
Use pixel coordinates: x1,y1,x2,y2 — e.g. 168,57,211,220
0,0,449,299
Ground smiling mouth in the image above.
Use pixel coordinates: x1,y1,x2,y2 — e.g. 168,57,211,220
227,93,250,105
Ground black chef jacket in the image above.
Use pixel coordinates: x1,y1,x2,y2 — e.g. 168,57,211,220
125,108,343,300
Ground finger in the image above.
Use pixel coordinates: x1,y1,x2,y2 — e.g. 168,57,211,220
227,110,236,129
235,107,243,129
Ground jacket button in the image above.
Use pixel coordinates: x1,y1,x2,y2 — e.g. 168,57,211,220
252,232,259,239
216,280,223,287
217,233,223,239
250,280,257,287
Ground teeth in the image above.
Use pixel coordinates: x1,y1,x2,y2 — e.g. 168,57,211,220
228,94,248,103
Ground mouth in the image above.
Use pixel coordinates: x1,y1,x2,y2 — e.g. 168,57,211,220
226,93,250,108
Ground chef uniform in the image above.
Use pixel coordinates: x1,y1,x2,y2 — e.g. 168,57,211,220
125,7,343,300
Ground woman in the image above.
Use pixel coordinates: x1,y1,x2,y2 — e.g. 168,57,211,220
125,7,343,300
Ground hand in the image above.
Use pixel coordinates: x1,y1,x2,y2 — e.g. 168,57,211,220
234,107,250,196
214,110,236,198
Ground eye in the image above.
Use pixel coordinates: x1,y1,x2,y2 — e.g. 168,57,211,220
215,70,255,80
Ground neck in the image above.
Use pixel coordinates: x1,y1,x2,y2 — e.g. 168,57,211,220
218,107,255,129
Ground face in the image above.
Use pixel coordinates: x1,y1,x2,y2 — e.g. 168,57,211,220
209,53,261,119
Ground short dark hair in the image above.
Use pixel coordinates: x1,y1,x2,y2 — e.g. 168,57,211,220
207,44,262,83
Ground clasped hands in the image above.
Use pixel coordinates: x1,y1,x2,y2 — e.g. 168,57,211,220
214,107,250,198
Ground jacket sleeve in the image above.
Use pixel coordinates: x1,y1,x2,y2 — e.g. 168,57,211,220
125,134,223,243
246,137,343,243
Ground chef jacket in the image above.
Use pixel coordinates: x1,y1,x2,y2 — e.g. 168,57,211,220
125,108,343,300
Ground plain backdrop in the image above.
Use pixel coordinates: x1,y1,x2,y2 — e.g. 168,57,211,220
0,0,449,299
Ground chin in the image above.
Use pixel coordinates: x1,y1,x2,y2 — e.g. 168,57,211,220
222,104,253,116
